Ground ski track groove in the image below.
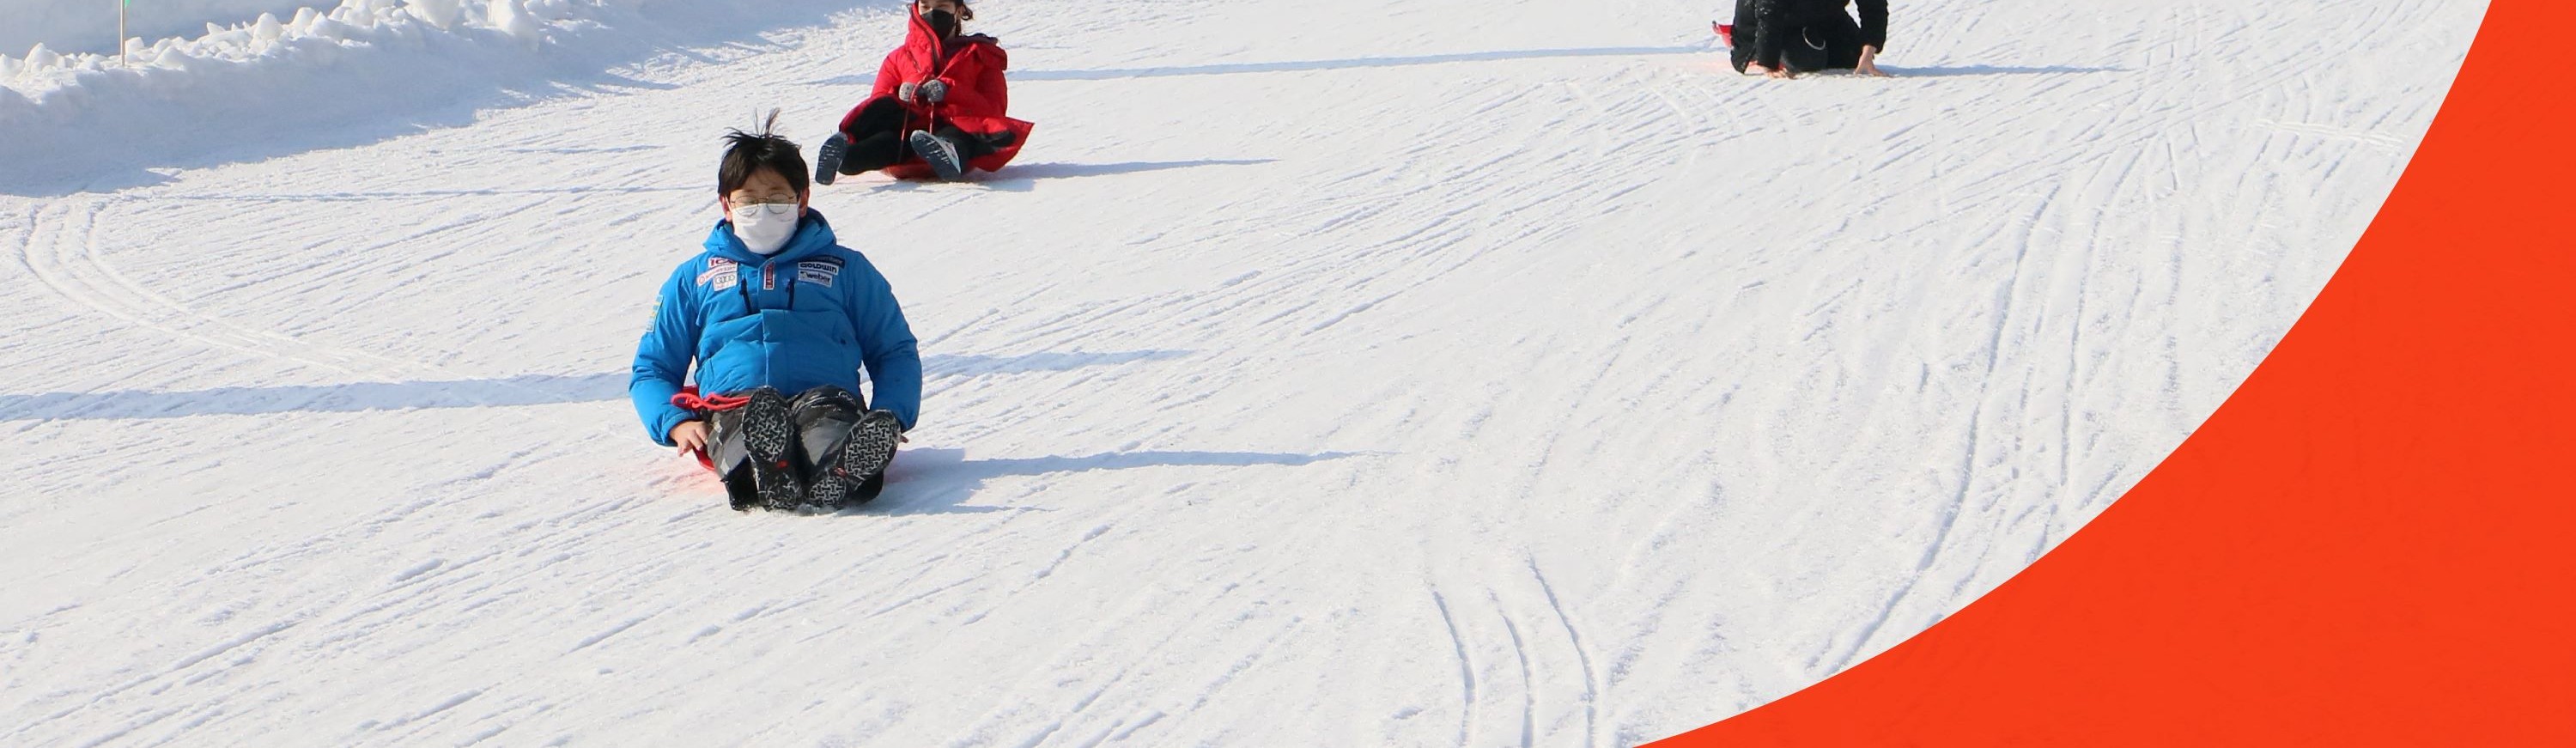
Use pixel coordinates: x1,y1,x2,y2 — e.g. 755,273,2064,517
1529,557,1600,748
1431,589,1476,748
1495,593,1537,748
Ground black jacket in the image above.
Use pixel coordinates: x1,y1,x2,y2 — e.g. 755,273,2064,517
1734,0,1888,70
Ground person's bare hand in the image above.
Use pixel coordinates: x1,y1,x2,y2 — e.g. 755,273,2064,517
1746,62,1774,77
1855,46,1889,77
1767,65,1795,79
671,420,709,454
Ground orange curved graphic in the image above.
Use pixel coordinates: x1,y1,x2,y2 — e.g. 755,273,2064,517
1656,1,2576,745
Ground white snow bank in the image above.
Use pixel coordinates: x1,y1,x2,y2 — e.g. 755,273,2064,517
0,0,877,193
1,0,321,56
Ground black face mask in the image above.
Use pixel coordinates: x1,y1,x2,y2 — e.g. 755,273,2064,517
923,9,958,38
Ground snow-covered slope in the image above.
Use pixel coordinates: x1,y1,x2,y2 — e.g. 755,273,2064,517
0,0,2482,745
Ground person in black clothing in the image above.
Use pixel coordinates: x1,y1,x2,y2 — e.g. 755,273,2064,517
1728,0,1889,78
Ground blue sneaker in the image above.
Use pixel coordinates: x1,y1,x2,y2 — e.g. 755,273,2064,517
814,131,850,185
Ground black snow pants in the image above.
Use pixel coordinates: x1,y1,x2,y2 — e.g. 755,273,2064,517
1730,13,1867,73
1728,0,1886,74
835,98,998,175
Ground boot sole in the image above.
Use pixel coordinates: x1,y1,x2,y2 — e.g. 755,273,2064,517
739,389,804,511
841,411,903,502
806,447,852,511
814,134,848,186
909,131,965,180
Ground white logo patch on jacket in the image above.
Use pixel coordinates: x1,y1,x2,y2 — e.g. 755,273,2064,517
796,258,844,287
697,257,739,290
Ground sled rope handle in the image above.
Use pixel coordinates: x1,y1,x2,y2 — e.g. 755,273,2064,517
672,387,751,413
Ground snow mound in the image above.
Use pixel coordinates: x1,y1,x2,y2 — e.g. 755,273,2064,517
1,0,323,56
0,0,872,194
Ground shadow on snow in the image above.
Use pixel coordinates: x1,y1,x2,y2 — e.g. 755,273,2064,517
855,160,1279,192
0,350,1191,422
1874,64,2128,76
803,45,1708,87
851,447,1374,516
151,184,702,203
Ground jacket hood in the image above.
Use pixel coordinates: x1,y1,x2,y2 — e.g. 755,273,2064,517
704,209,840,264
903,3,944,59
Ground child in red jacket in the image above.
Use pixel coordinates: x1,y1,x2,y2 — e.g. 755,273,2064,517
815,0,1036,182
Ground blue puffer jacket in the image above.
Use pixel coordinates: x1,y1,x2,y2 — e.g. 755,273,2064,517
630,210,922,446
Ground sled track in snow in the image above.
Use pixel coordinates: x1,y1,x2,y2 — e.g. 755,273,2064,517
17,200,404,380
8,198,629,438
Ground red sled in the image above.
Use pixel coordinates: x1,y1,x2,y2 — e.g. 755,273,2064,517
1716,22,1735,48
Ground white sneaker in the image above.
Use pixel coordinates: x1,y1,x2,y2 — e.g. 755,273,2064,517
908,130,966,180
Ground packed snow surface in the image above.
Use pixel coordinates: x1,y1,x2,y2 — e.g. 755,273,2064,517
0,0,2482,745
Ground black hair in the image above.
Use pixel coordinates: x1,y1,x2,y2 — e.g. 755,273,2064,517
718,110,809,197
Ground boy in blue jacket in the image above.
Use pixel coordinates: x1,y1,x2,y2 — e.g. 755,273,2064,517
631,116,923,511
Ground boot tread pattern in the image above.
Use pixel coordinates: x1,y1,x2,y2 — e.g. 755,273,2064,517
740,388,804,511
846,410,902,488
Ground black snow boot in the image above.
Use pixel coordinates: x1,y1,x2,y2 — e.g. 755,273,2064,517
792,386,903,508
841,409,904,504
711,386,804,511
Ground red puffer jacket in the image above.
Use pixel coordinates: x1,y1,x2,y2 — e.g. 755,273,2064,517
841,3,1036,179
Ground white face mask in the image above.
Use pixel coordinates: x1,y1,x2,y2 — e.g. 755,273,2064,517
730,202,800,255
